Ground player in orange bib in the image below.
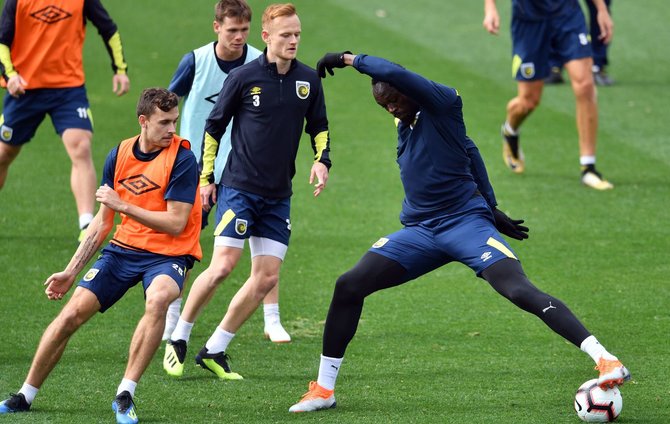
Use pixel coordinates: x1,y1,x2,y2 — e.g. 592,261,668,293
0,88,202,424
0,0,131,240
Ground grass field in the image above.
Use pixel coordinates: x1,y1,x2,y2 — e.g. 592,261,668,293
1,0,669,423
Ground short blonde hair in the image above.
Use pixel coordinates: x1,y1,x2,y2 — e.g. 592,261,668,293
261,3,296,30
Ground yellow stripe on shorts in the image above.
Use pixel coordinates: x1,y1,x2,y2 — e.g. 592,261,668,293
213,209,236,236
486,237,517,260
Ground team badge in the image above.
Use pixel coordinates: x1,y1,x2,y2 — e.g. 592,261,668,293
235,218,248,235
296,81,310,99
83,268,99,281
0,125,13,141
371,237,389,248
520,63,535,79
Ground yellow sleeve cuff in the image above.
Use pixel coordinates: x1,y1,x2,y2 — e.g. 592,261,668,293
200,132,219,185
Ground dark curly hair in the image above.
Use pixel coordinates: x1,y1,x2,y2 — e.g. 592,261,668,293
136,88,179,117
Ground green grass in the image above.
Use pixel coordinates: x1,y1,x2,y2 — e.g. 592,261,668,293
1,0,669,422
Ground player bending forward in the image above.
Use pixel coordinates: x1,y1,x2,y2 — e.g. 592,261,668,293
289,52,630,413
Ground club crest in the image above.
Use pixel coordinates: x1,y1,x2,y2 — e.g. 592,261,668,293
520,62,535,79
83,268,99,281
372,237,389,248
235,218,248,235
0,125,13,141
296,81,310,99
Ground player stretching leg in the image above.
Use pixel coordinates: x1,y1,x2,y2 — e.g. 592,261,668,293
289,52,629,413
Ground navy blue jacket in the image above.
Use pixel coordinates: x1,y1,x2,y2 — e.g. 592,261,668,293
353,55,497,225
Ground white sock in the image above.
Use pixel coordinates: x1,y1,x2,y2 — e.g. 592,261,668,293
503,121,518,136
263,303,280,326
116,379,137,397
580,335,617,364
163,298,182,341
580,155,596,166
316,354,343,391
205,327,235,354
19,383,38,405
170,318,194,343
78,213,94,230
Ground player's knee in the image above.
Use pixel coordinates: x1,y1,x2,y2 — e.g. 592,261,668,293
572,78,596,101
251,273,279,299
0,143,21,166
503,283,538,308
51,309,85,338
521,95,541,113
207,261,235,282
63,135,93,162
145,292,175,316
333,271,365,303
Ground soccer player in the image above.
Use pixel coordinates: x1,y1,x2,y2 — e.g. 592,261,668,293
164,3,331,381
483,0,614,190
288,52,630,413
0,0,130,241
162,0,290,361
0,88,202,424
546,0,615,86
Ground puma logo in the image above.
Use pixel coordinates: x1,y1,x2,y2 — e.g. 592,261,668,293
542,301,557,313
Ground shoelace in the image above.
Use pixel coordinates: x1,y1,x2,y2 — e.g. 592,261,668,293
115,394,135,413
300,382,318,399
301,381,330,400
219,353,234,372
5,393,23,408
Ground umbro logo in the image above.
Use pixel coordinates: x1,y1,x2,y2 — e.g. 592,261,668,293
30,6,72,24
481,251,493,262
118,174,161,195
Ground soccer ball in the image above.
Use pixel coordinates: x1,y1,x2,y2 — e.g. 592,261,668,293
574,378,622,422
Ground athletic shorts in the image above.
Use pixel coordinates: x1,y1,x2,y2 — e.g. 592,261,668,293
368,196,518,280
77,243,195,313
511,11,592,80
213,185,291,246
0,85,93,146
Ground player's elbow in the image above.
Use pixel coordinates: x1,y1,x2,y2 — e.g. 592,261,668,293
166,222,187,237
164,217,189,237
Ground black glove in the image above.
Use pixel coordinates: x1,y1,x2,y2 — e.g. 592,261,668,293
316,51,351,78
492,208,529,240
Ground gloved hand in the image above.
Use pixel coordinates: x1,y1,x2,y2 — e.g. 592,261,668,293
316,51,352,78
492,208,529,240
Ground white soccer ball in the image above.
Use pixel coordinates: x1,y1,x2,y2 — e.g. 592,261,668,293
574,378,622,422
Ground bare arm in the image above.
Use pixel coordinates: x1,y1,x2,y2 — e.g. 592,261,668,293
482,0,500,35
96,184,192,237
44,204,115,300
590,0,614,44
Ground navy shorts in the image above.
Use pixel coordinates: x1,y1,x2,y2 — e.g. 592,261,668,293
368,196,518,280
0,85,93,145
78,244,194,313
511,11,592,80
213,185,291,245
